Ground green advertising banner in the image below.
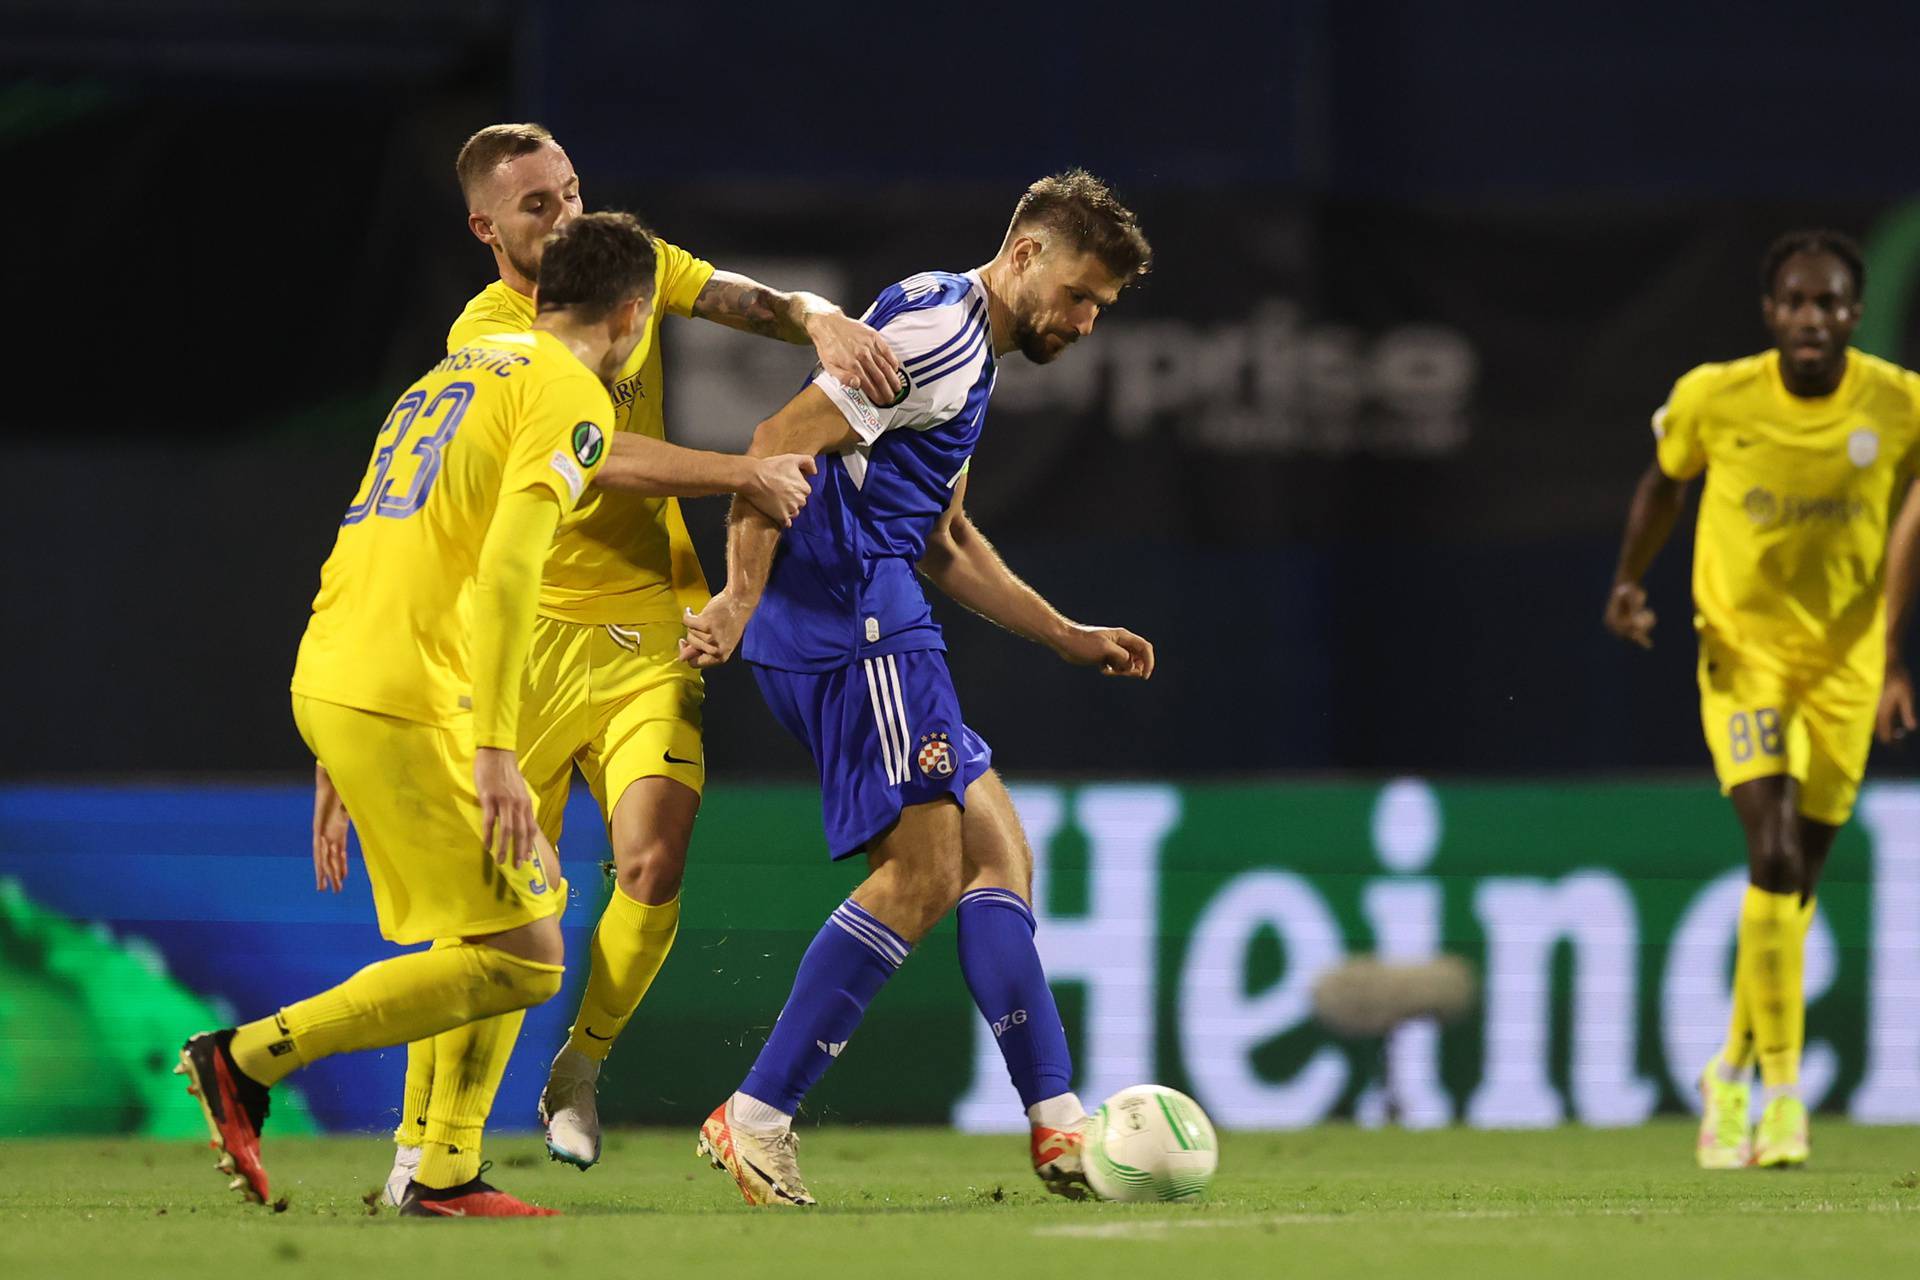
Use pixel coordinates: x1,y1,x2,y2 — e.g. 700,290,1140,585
594,779,1920,1131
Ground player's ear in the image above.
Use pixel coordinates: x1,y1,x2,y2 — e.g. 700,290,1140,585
469,210,496,247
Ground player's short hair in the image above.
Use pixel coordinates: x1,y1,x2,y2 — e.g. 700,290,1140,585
456,122,558,205
535,211,658,322
1761,229,1865,298
1008,169,1153,281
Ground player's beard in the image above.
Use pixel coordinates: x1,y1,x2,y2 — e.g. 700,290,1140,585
1013,315,1074,364
504,240,543,291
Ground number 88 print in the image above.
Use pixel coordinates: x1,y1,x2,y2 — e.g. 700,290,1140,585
341,381,476,525
1728,707,1784,763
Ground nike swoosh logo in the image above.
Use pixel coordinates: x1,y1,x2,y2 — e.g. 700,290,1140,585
663,751,700,766
743,1157,803,1203
583,1027,614,1041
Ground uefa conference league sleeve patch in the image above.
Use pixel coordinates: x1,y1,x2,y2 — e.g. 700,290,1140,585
547,420,604,504
572,420,606,467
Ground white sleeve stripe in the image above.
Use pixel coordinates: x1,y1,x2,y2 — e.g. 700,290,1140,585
912,318,990,387
903,297,986,375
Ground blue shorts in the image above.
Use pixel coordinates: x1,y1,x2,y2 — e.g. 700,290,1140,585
752,650,993,859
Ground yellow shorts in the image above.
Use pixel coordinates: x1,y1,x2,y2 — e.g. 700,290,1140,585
1696,635,1877,826
293,694,561,945
520,616,705,842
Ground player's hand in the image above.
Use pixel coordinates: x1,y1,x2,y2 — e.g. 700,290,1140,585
474,746,538,867
808,310,904,406
742,454,818,527
680,596,752,669
1055,623,1155,679
1879,658,1917,744
1603,581,1657,649
312,763,350,893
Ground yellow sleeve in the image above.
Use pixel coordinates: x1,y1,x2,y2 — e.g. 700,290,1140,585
504,370,614,512
469,486,563,749
1652,365,1714,480
656,238,716,319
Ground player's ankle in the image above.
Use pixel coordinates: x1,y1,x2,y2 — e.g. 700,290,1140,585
1027,1092,1085,1131
729,1091,793,1136
1762,1082,1801,1104
550,1044,601,1080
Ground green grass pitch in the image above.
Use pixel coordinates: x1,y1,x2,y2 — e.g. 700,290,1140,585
3,1123,1916,1278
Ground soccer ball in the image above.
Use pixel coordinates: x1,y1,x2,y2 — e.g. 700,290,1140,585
1082,1084,1219,1202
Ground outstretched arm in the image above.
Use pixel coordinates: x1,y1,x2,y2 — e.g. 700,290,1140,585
594,431,818,527
917,473,1154,678
692,270,903,405
1604,457,1691,649
1881,476,1920,742
679,386,860,667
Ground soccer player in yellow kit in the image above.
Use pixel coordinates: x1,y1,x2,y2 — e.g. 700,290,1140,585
1605,230,1920,1170
180,213,671,1217
353,123,904,1193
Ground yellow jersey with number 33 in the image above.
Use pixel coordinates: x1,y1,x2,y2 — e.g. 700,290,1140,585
292,330,613,728
1653,347,1920,685
447,235,717,625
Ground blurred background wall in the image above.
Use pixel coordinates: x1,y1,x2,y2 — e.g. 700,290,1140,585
4,0,1920,1135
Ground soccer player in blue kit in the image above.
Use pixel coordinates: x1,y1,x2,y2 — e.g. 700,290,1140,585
677,171,1155,1206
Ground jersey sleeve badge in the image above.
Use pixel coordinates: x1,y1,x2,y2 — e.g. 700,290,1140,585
572,420,606,467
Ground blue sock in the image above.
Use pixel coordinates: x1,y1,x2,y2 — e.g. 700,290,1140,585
740,899,910,1115
956,887,1073,1111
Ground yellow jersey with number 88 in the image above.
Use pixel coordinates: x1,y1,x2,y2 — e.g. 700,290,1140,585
292,330,612,728
1653,347,1920,685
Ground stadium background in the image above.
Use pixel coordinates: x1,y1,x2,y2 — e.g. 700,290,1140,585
3,0,1920,1139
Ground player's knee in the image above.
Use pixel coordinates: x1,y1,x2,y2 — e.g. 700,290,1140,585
1747,830,1803,894
904,857,965,933
613,833,687,904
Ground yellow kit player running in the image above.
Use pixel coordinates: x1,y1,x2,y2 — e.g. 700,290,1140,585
180,213,669,1217
365,122,904,1196
1605,229,1920,1171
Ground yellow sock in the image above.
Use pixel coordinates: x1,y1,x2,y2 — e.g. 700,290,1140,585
415,1008,526,1189
1719,951,1754,1072
396,1038,434,1147
394,940,459,1146
230,941,563,1087
565,889,680,1062
1735,886,1805,1089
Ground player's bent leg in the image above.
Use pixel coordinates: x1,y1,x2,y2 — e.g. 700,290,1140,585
956,770,1091,1198
181,934,562,1207
544,777,696,1170
699,799,963,1207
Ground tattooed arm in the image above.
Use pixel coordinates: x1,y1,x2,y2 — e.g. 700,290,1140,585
691,269,903,404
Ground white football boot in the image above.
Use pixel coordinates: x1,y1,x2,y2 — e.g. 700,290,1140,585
540,1045,603,1169
383,1144,422,1207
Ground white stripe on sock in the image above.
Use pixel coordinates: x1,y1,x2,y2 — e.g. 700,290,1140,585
835,903,909,963
828,911,905,968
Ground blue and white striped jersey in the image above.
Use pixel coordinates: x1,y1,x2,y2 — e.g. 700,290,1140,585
742,270,997,672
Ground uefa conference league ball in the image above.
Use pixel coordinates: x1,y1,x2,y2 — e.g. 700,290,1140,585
1082,1084,1219,1203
